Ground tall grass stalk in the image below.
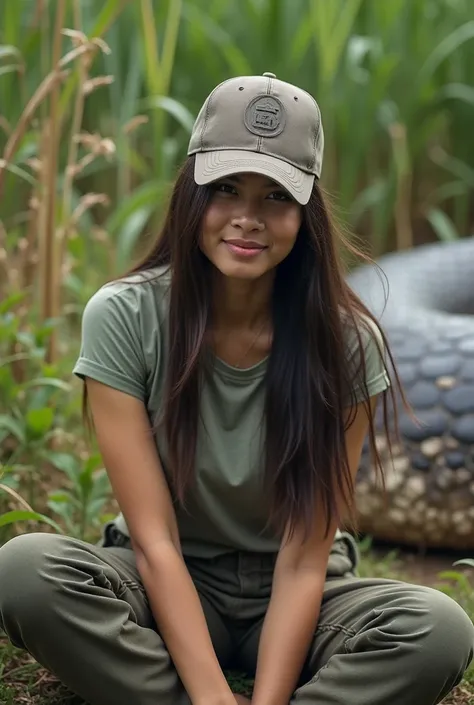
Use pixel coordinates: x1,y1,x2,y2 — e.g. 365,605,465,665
37,0,65,361
139,0,182,182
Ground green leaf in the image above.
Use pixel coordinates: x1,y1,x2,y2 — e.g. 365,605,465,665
0,45,22,62
0,64,21,77
350,179,389,224
433,153,474,189
79,470,94,500
0,290,27,315
143,95,195,133
15,331,35,349
0,471,20,490
86,497,108,519
0,414,25,444
0,162,37,186
104,180,164,236
160,0,183,97
426,208,459,242
0,510,63,533
428,181,468,206
310,0,363,83
181,4,252,76
46,501,76,533
89,0,128,38
0,352,32,369
36,318,61,344
48,491,75,503
84,453,103,475
437,83,474,107
48,495,80,511
288,15,313,68
115,206,154,271
90,469,111,497
437,570,465,582
420,21,474,83
43,452,80,483
21,378,72,393
25,408,54,438
453,559,474,569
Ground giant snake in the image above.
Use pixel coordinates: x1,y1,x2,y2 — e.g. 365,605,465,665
348,237,474,549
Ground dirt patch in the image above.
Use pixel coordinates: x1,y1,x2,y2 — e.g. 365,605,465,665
442,686,474,705
368,540,474,586
1,639,473,704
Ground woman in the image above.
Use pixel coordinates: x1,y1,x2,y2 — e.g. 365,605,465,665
0,72,472,705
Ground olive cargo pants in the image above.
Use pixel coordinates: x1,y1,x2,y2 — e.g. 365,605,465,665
0,525,473,705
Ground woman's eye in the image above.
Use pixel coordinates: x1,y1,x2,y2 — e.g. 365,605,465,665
214,182,237,195
268,190,292,202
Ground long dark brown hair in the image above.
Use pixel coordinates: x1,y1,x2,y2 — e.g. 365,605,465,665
84,155,406,541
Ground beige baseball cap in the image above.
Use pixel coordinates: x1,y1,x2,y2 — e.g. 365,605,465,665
188,72,324,205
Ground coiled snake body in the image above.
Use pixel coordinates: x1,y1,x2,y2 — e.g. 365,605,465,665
348,238,474,549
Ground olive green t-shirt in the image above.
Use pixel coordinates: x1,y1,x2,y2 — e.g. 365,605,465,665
73,267,390,558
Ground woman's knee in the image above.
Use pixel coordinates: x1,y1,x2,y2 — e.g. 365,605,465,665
0,532,72,627
417,586,474,672
379,583,474,686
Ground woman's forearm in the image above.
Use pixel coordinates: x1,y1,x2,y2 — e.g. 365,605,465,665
136,541,234,705
251,568,325,705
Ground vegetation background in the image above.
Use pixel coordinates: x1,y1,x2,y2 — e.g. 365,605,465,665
0,0,473,702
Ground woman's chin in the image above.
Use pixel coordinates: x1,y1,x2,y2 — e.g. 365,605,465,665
210,253,269,280
215,262,267,281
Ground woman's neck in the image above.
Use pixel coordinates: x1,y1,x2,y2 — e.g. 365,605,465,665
212,271,274,331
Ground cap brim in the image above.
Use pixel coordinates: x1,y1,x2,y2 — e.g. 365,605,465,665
194,150,314,205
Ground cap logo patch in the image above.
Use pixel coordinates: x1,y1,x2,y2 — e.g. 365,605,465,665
244,95,285,137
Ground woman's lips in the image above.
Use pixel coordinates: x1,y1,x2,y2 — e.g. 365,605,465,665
223,240,267,258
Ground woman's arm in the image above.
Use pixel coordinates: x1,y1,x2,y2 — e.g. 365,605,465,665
86,379,235,705
250,396,378,705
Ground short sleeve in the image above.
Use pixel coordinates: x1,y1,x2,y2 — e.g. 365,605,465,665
344,315,391,405
73,284,146,401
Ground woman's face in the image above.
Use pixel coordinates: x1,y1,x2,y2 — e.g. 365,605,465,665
200,172,302,280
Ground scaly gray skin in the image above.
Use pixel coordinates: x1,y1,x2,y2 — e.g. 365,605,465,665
347,237,474,549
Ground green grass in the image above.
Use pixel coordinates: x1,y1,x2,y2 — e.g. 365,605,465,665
0,637,82,704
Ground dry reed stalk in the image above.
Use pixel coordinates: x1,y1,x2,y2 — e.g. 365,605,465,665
0,214,27,383
32,0,47,30
0,117,11,136
37,0,66,363
0,483,36,512
0,220,7,300
21,191,41,292
59,3,89,278
0,69,70,199
0,41,109,200
0,4,125,365
123,115,149,134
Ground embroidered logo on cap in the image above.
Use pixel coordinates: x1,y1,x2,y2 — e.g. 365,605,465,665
244,95,285,137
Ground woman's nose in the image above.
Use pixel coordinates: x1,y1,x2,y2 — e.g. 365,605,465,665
230,212,265,232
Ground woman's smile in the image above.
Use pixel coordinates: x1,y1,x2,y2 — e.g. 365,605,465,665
223,237,268,258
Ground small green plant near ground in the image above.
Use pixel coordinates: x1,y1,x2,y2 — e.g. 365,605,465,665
0,288,112,545
46,451,112,542
357,535,405,579
434,559,474,689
